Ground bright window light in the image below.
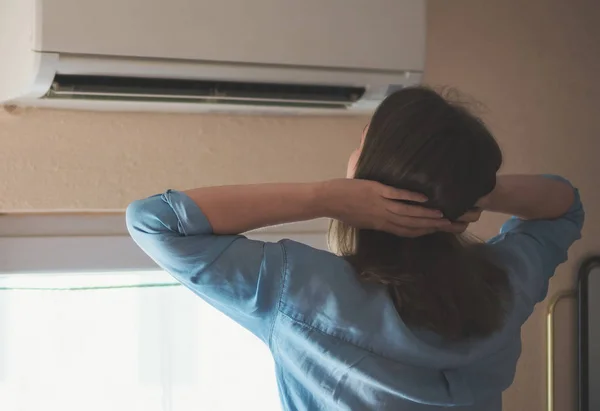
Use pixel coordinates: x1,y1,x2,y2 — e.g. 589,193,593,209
0,272,281,411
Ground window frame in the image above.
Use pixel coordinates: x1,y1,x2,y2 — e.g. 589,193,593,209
0,214,329,274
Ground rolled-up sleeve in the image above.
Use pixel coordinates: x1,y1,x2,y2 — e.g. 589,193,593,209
488,175,584,305
126,190,285,343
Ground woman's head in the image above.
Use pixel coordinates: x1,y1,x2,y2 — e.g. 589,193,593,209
347,87,502,220
332,86,510,341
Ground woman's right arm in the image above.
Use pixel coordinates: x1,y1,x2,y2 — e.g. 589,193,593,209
483,175,584,306
479,174,576,220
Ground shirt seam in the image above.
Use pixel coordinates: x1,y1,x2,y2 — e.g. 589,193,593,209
268,241,288,350
163,191,188,237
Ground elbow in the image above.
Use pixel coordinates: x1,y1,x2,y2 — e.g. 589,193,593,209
126,199,151,239
126,191,212,239
572,203,585,234
565,187,585,232
544,175,585,229
125,196,175,237
126,194,187,240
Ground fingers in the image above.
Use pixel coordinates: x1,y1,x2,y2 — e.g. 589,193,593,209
386,202,443,219
380,185,428,203
370,182,482,237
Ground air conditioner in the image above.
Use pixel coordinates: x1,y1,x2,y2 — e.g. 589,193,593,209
0,0,425,115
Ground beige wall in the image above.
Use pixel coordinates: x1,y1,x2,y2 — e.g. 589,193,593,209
0,109,365,210
0,0,598,409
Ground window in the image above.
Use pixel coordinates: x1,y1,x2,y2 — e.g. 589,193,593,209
0,215,328,411
0,272,280,411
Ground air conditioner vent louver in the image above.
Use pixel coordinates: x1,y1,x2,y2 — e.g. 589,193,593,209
46,75,366,109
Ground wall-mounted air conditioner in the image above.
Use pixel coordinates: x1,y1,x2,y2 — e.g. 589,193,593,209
0,0,425,115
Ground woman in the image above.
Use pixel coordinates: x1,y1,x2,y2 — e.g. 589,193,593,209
127,87,584,410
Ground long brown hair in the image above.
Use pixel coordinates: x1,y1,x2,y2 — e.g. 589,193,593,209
329,87,511,340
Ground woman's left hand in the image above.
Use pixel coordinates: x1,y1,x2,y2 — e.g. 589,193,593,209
320,179,465,237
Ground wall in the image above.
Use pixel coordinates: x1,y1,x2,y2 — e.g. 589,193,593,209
426,0,600,409
0,0,598,409
0,110,365,210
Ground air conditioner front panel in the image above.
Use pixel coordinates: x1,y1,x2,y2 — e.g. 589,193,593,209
37,0,425,72
19,54,420,115
1,0,425,113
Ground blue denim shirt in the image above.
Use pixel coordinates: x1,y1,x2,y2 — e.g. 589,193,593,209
126,176,583,411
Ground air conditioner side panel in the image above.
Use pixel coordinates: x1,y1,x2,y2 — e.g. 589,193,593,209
0,0,57,102
37,0,425,72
